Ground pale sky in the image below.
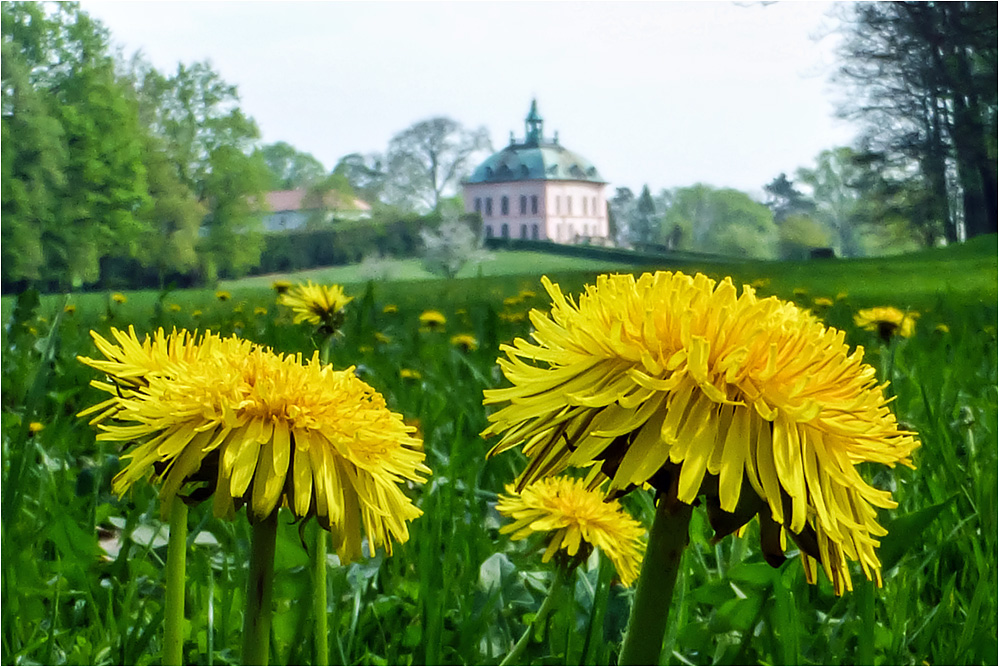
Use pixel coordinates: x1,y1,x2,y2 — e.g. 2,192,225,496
80,1,858,199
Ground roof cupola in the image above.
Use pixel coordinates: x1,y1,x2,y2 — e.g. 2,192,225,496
524,99,544,146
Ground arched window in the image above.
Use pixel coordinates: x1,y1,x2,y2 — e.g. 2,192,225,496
531,196,538,214
474,198,482,213
520,224,527,239
520,195,527,215
501,196,509,215
531,224,539,239
501,223,509,238
485,198,493,216
485,225,493,238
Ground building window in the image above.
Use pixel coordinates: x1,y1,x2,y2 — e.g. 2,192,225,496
474,197,482,213
520,224,527,239
485,197,493,216
485,225,493,238
501,223,509,238
592,196,597,215
531,224,539,239
556,196,561,215
583,197,588,215
531,195,538,214
501,196,509,215
567,197,573,215
520,195,527,215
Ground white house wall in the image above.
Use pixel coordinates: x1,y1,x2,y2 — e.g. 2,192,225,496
465,181,607,243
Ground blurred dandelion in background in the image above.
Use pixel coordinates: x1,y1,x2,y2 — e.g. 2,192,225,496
450,333,479,352
277,281,352,335
855,306,919,341
419,309,447,329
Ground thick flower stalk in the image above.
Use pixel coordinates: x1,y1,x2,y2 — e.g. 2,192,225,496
484,272,918,594
79,326,430,563
278,281,352,334
497,476,646,586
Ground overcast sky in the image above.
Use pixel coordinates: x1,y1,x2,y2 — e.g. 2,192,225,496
79,1,858,198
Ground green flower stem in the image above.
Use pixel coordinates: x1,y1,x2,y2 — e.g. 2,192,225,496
500,564,570,667
313,527,329,665
618,490,693,666
242,511,279,666
164,500,188,665
314,334,334,666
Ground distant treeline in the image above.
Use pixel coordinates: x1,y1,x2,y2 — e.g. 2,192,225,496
1,212,479,294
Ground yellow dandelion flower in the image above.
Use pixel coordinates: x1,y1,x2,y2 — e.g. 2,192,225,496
278,281,353,331
813,297,834,308
419,310,446,328
450,334,479,352
28,421,45,434
499,311,527,324
854,307,918,341
400,369,422,381
497,477,646,586
112,293,127,304
77,327,430,564
483,272,919,595
383,304,399,314
272,280,292,294
216,290,231,301
64,304,77,315
168,303,182,313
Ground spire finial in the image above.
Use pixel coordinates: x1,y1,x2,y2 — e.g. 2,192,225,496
524,99,543,145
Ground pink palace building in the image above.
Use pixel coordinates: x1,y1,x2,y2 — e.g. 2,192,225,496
463,100,608,244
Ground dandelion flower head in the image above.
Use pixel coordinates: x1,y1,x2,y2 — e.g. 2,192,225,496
450,334,479,352
278,281,353,331
483,272,919,594
854,306,918,340
78,326,430,563
419,310,446,328
497,476,646,586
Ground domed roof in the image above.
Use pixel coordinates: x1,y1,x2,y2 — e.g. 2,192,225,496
465,100,606,185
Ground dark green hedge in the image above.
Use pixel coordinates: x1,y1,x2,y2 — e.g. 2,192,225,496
483,237,728,266
252,212,481,276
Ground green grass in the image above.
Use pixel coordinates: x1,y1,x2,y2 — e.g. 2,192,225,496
221,251,638,290
2,239,996,665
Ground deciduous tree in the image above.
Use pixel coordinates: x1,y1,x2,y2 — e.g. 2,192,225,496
384,117,491,212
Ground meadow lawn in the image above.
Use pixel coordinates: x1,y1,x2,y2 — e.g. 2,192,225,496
2,236,996,665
